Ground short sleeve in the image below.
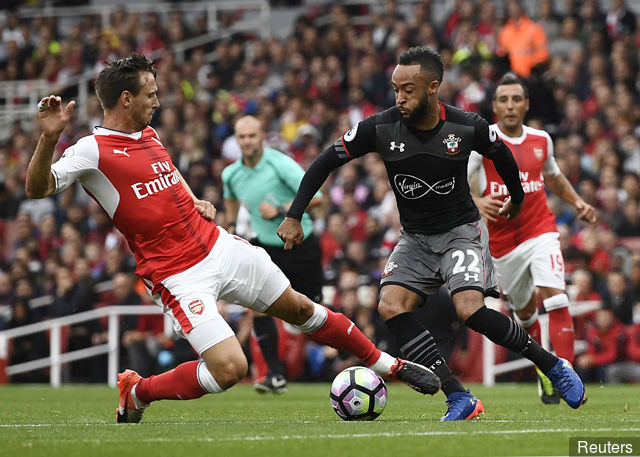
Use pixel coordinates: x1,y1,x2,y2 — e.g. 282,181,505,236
542,131,561,177
50,137,99,194
221,166,237,200
339,115,378,159
473,116,502,157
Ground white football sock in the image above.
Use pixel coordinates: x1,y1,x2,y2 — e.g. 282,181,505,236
367,351,397,376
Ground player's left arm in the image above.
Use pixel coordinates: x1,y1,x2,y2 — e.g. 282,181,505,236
541,134,596,223
177,169,216,221
544,171,597,223
475,121,524,220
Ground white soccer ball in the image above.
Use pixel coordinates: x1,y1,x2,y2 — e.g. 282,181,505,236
329,366,387,421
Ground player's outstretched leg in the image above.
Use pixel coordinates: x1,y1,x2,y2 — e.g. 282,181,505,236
267,288,441,395
303,303,441,395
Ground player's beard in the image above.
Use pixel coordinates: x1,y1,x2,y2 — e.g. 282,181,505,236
406,94,430,125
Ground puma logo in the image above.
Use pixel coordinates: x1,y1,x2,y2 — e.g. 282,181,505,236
113,147,130,157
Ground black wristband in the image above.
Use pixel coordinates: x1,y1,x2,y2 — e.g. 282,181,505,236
276,206,286,217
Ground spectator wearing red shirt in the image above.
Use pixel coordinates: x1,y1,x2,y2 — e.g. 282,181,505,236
340,193,368,242
575,308,626,382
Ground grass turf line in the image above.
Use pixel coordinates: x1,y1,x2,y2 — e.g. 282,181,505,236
0,383,637,457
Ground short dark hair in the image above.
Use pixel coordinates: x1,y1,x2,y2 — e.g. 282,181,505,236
494,72,529,99
398,46,444,83
95,53,157,110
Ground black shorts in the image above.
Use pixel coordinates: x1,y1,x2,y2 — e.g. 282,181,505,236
255,234,324,303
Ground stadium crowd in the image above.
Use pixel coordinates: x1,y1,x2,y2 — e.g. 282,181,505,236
1,0,640,384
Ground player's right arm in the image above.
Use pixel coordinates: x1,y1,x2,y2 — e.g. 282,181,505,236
26,95,75,199
277,116,377,250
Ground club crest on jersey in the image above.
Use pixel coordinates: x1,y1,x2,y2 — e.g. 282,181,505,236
390,141,405,152
443,133,462,155
533,147,544,161
188,299,204,315
382,261,398,278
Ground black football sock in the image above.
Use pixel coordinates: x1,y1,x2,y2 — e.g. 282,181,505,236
385,312,465,395
253,315,282,376
465,306,558,373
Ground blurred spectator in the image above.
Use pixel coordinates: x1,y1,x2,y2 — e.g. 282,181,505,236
605,0,636,41
7,298,49,383
497,0,550,77
602,271,635,325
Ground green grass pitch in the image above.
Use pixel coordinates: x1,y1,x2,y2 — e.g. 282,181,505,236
0,382,637,457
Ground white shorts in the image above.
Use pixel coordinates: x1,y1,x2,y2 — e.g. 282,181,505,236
148,228,290,354
492,232,566,311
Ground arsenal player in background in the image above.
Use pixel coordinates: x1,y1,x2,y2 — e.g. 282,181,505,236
468,73,597,403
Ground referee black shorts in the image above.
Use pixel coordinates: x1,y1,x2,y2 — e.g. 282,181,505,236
254,234,324,304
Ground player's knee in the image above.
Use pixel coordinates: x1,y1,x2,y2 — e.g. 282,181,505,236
378,297,404,320
454,297,484,322
291,294,315,325
282,290,315,325
210,357,248,389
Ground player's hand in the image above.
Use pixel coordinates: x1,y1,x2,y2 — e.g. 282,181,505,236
37,95,75,138
194,199,216,221
276,216,304,250
473,195,503,223
259,201,280,220
498,197,523,221
575,199,597,223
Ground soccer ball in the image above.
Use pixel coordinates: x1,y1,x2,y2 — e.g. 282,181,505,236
330,366,387,421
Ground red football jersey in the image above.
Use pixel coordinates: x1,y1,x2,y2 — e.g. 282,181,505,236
52,126,219,285
469,125,560,258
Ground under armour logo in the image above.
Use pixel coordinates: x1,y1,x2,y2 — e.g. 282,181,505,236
464,272,479,282
390,141,405,152
113,147,130,157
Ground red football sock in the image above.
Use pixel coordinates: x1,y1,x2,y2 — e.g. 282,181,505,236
525,319,542,345
548,307,575,363
308,309,381,366
135,361,207,404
